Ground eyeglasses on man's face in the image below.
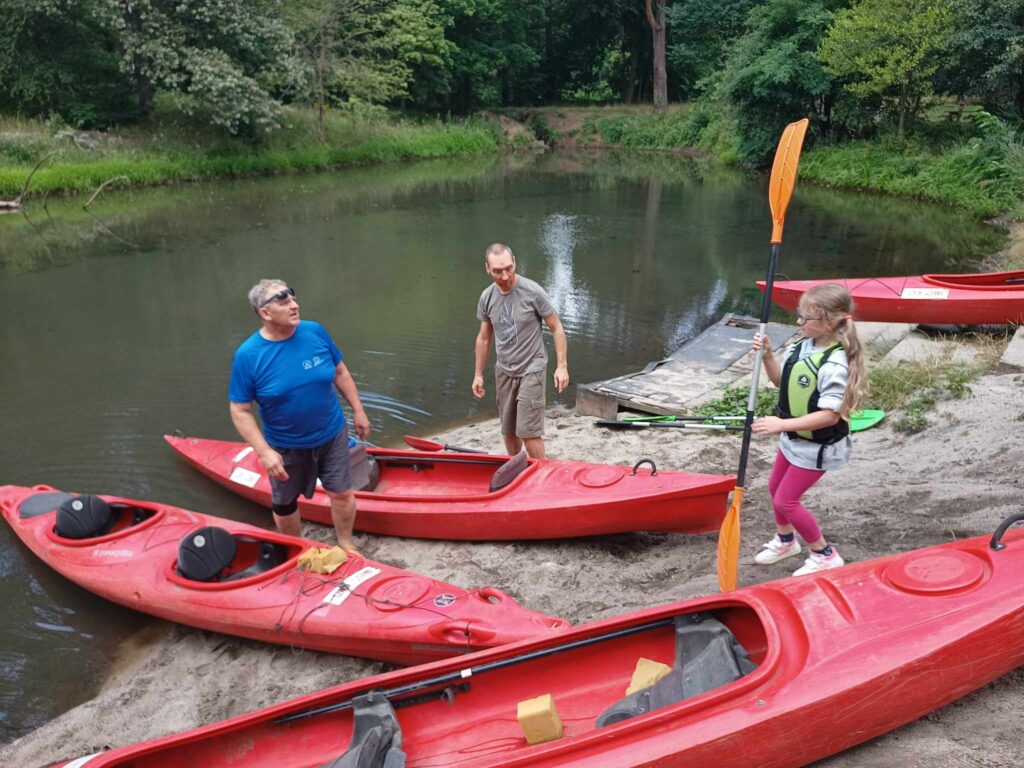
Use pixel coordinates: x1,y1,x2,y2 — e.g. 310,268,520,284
260,287,296,308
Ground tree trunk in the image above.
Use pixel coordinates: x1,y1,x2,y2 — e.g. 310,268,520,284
897,79,906,136
645,0,667,111
317,40,327,142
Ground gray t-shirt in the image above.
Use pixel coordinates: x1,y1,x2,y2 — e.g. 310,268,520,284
477,275,555,377
776,338,853,471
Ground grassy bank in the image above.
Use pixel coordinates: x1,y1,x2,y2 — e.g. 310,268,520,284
0,105,499,198
520,106,1024,222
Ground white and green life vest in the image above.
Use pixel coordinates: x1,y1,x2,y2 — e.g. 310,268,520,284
776,342,850,445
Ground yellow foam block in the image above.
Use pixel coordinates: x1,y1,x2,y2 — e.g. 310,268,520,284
625,657,672,695
297,546,348,574
517,693,564,745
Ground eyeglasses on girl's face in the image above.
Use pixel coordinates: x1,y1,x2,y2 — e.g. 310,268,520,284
259,287,296,308
795,309,824,324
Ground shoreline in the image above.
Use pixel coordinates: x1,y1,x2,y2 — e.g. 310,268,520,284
4,364,1024,766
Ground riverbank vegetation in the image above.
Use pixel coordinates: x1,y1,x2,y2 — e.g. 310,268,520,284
1,0,1021,218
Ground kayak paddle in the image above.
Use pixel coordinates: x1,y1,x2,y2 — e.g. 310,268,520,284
275,617,674,724
619,415,745,423
403,435,487,454
717,117,810,593
596,420,743,432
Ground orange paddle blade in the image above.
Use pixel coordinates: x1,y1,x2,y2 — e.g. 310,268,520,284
769,118,809,245
716,486,744,592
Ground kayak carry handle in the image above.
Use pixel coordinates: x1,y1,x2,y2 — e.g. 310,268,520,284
989,512,1024,551
631,458,657,476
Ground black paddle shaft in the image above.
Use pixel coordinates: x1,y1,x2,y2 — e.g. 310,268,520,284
275,617,675,725
736,242,782,488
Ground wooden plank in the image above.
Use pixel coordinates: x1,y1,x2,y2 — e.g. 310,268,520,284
574,314,800,419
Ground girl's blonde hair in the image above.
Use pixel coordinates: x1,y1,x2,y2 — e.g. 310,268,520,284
800,284,867,419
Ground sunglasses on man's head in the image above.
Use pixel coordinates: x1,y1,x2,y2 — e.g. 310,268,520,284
259,287,296,308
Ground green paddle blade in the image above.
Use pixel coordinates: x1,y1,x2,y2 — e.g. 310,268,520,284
850,409,885,432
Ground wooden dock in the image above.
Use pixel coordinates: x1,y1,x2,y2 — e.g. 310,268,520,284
576,314,799,419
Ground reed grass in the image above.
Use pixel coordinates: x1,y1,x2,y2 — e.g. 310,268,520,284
0,105,498,198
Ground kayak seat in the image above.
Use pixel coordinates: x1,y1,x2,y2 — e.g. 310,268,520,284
55,495,116,539
489,451,529,492
177,526,238,583
595,613,757,728
320,690,407,768
349,445,381,493
223,538,289,582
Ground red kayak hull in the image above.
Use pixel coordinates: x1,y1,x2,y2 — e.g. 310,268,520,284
54,524,1024,768
165,435,735,540
757,269,1024,324
0,485,568,665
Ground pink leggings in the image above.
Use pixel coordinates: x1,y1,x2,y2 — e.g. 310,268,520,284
767,451,825,543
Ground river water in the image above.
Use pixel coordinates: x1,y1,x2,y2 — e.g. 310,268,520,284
0,150,1005,743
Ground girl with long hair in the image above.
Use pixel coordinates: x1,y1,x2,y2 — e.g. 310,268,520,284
750,283,868,575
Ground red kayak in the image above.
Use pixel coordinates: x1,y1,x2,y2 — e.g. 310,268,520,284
0,485,568,665
757,269,1024,324
165,434,735,540
51,513,1024,768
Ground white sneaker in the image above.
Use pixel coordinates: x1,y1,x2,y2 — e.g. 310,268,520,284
793,548,845,576
754,535,802,565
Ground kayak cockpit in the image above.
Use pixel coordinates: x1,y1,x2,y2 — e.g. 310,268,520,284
29,493,165,544
123,603,770,768
171,525,303,587
923,270,1024,290
362,451,535,500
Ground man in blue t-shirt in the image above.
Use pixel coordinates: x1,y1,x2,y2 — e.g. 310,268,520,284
229,279,370,550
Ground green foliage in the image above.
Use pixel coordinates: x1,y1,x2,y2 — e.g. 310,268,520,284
586,107,694,148
937,0,1024,120
818,0,955,134
866,357,978,433
715,0,838,165
0,106,498,197
799,113,1024,217
690,385,778,419
0,0,139,127
666,0,766,96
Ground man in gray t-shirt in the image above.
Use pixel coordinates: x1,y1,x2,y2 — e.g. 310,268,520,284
473,243,569,458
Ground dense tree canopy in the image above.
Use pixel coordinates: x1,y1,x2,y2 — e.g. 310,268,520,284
0,0,1020,155
819,0,954,135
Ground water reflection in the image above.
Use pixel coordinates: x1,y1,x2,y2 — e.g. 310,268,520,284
0,150,1008,744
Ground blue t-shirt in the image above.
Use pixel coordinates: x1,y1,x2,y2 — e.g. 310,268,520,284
229,320,346,449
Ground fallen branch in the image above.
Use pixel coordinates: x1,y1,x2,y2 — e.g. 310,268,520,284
0,152,56,211
83,175,129,211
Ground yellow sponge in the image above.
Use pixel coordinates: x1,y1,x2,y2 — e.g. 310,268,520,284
625,657,672,695
517,693,564,745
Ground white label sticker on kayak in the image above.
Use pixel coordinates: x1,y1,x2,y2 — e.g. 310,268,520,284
232,446,255,464
322,566,381,606
229,466,262,488
64,755,103,768
901,287,949,300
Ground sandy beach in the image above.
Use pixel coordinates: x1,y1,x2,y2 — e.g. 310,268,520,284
3,347,1023,767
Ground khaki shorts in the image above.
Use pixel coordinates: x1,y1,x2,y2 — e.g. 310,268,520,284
496,369,545,438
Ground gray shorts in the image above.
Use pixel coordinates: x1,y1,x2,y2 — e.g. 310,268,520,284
496,369,545,438
269,427,352,509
